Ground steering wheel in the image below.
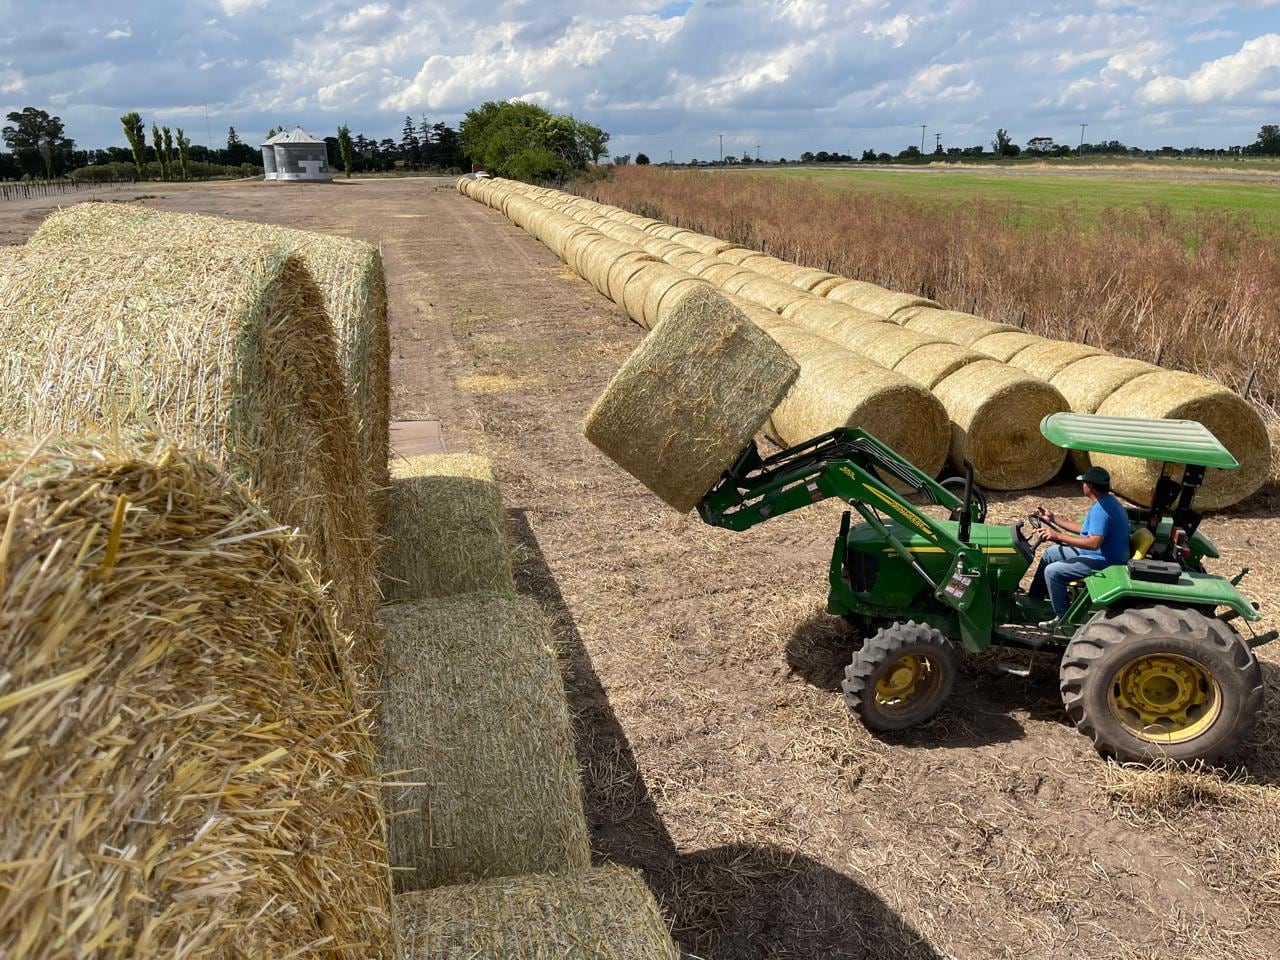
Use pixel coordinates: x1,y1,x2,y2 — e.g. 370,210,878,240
941,476,988,524
1011,517,1039,563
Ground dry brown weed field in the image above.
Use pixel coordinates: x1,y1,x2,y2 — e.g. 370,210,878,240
4,178,1279,960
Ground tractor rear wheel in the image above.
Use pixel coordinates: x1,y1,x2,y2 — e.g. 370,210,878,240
842,621,958,732
1060,605,1262,762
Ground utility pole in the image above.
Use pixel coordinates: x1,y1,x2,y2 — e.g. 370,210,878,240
719,134,723,164
1079,123,1088,153
934,132,942,154
756,144,761,161
669,149,674,164
920,124,926,153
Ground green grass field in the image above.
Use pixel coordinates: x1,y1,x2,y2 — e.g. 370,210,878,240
751,166,1280,230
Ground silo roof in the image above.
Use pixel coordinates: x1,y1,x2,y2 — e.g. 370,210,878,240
274,127,327,145
259,130,289,147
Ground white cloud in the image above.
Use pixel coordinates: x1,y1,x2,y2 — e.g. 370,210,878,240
905,63,978,103
219,0,267,15
863,14,914,48
0,70,26,94
1187,29,1237,43
1142,33,1280,103
105,27,131,40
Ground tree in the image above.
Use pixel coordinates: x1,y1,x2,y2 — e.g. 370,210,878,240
576,121,609,164
992,128,1017,157
431,121,462,170
1254,124,1280,156
861,149,877,162
337,125,354,178
635,152,650,165
2,107,72,178
151,123,167,180
897,145,922,160
401,115,420,168
162,126,175,177
175,128,190,180
227,126,241,149
1026,136,1055,155
418,114,433,165
120,111,147,179
800,151,815,163
459,100,609,180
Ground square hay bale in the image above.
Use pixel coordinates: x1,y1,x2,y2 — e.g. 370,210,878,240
394,866,681,960
0,215,380,682
584,286,799,512
380,595,590,891
0,435,391,959
30,202,392,529
383,453,515,600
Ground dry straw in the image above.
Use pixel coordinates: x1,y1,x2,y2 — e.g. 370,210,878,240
892,342,984,390
382,454,515,600
0,211,380,681
1094,371,1270,509
393,866,682,960
584,286,798,512
1006,340,1105,381
31,202,393,527
897,307,1015,346
971,329,1048,362
380,594,590,892
619,261,708,330
0,435,390,960
932,360,1068,488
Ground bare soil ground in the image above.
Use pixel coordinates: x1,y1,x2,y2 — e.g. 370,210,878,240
7,179,1279,959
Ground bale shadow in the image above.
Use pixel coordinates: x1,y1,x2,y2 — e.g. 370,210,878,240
510,510,944,960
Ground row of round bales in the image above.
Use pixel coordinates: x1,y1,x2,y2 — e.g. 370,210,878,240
0,202,680,957
459,175,1067,492
459,176,1269,508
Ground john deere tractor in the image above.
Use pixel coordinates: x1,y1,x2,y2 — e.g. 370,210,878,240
697,413,1273,762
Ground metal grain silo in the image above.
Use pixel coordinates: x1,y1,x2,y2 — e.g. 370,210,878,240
272,127,332,182
259,130,285,180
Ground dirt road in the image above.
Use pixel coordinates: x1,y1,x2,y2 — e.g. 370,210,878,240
6,179,1278,960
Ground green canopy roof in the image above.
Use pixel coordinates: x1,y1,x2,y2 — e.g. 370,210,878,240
1039,413,1238,470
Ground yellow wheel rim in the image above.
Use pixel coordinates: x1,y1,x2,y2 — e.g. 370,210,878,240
875,654,937,707
1108,653,1221,745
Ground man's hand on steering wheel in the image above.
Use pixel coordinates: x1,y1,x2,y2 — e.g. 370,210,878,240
1034,505,1055,523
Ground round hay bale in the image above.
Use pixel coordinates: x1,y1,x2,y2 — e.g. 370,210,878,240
605,252,662,305
565,232,607,280
781,297,885,330
584,286,798,512
932,360,1068,489
381,594,590,891
824,281,937,318
748,256,813,286
394,866,681,960
0,436,391,959
620,262,702,329
718,246,768,267
698,261,756,287
3,210,380,682
1094,372,1270,509
719,270,761,296
809,276,846,296
764,324,950,478
646,274,708,330
1049,355,1159,414
649,224,686,240
732,275,813,313
812,319,903,353
1006,340,1105,381
580,239,641,299
793,269,841,292
971,330,1047,362
382,454,515,600
853,326,947,368
664,248,709,273
899,308,1015,346
546,222,594,259
680,234,739,256
892,342,984,390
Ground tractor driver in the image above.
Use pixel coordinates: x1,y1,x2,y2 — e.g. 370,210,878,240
1029,465,1131,627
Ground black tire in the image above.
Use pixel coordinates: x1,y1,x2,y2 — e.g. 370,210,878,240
842,621,958,732
1060,605,1263,763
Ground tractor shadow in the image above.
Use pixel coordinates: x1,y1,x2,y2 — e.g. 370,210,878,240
784,611,1072,750
510,510,944,960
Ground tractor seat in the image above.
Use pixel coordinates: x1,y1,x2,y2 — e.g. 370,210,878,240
1130,527,1155,561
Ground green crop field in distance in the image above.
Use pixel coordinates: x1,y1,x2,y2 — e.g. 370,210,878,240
746,166,1280,231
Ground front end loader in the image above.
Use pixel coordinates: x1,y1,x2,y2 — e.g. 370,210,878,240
697,413,1273,762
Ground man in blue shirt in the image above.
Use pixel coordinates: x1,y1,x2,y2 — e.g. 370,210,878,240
1029,466,1131,626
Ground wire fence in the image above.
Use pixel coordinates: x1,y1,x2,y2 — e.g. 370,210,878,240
0,178,133,202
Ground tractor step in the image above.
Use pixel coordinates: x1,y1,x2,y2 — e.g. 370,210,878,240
996,659,1034,678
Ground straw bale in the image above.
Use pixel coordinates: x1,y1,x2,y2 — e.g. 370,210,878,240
584,286,798,512
824,280,937,318
665,248,711,272
649,223,687,240
763,323,949,476
971,329,1047,362
732,275,814,313
853,326,948,368
898,307,1016,346
892,342,984,390
0,435,391,960
746,255,814,286
781,296,886,331
679,234,740,256
32,201,393,530
606,252,662,305
1,215,380,680
809,276,846,296
697,261,757,287
717,246,769,266
619,262,706,329
382,454,514,600
1049,355,1159,414
1006,340,1105,381
380,595,590,891
394,866,681,960
581,240,643,299
1094,372,1270,509
931,360,1068,489
793,269,841,292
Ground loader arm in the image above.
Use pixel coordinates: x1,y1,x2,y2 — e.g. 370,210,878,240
697,429,996,649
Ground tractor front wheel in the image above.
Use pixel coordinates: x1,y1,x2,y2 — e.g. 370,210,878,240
1060,605,1263,762
842,621,958,732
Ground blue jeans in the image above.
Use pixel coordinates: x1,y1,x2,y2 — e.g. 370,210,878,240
1030,545,1110,615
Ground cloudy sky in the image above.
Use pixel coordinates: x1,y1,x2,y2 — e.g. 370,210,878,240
2,0,1278,159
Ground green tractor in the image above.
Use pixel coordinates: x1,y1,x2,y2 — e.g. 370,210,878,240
697,413,1273,762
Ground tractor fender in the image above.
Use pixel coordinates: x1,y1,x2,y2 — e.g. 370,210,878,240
1082,563,1261,623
